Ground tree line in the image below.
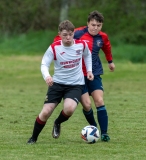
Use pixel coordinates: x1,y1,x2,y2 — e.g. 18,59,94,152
0,0,146,44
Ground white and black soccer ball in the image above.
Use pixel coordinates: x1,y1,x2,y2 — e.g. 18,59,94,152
81,125,100,143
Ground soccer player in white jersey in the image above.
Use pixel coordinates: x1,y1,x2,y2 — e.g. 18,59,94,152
27,20,94,144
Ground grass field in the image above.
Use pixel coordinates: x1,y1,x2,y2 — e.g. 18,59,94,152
0,55,146,160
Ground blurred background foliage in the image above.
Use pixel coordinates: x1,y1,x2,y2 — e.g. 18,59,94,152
0,0,146,44
0,0,146,62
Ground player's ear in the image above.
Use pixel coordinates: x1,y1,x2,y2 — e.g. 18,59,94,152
87,22,89,27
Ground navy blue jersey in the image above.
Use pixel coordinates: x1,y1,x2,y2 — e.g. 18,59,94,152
74,26,113,76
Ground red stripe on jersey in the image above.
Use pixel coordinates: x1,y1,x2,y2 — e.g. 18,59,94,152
78,33,93,52
51,41,61,60
75,33,93,76
74,39,86,52
54,35,61,42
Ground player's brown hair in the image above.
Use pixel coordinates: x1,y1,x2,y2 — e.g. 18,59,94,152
58,20,75,32
88,10,104,23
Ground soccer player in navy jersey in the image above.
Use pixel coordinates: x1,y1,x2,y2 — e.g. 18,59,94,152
54,11,115,141
27,20,94,144
74,10,115,141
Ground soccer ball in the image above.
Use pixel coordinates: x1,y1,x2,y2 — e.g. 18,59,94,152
81,125,100,143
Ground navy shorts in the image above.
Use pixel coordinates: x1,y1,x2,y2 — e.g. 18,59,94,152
82,75,103,95
44,82,84,104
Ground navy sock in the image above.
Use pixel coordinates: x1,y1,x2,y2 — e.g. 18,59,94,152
83,108,97,127
97,106,108,135
32,116,46,140
55,110,70,124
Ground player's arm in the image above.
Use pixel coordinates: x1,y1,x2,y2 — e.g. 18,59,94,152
101,33,115,72
41,46,54,86
82,42,94,80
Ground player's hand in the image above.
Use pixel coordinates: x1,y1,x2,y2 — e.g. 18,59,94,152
87,71,94,81
45,76,53,86
108,62,115,72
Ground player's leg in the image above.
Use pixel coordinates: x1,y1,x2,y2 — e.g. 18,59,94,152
27,82,62,144
52,85,83,138
81,92,97,127
80,76,97,127
27,103,57,144
52,98,77,139
91,90,110,141
90,75,110,141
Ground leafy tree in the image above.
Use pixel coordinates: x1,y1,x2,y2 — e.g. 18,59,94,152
0,0,146,44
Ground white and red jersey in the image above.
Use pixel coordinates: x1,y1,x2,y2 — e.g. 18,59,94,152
41,39,92,85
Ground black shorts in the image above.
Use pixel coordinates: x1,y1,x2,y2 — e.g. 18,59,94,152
44,82,84,104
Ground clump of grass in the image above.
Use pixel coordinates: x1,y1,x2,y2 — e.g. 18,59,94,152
1,31,146,63
0,30,57,55
100,43,146,63
112,44,146,63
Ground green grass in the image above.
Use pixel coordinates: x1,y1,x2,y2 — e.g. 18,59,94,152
0,30,146,63
0,55,146,160
0,30,57,55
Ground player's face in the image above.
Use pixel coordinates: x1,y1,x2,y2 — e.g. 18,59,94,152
59,30,74,46
87,19,103,36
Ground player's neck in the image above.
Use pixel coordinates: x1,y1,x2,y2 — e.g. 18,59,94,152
62,40,74,47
